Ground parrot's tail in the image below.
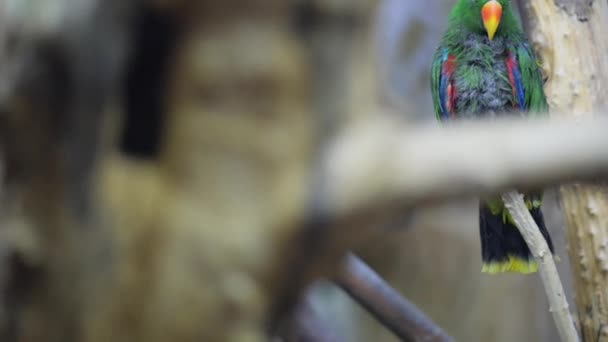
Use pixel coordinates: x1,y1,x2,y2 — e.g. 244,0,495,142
479,200,554,274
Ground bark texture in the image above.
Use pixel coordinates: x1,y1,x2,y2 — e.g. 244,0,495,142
560,185,608,341
519,0,608,339
519,0,608,112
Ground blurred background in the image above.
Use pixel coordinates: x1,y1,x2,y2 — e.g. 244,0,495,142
0,0,577,341
305,0,573,341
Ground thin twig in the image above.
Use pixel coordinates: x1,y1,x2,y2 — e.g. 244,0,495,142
501,191,580,342
335,253,454,342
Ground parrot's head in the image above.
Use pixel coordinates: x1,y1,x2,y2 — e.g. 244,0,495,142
453,0,512,41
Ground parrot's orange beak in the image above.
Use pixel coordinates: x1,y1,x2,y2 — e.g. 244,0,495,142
482,0,502,41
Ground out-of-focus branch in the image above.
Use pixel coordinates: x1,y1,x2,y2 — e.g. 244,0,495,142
275,288,345,342
324,116,608,217
335,254,454,342
501,191,579,342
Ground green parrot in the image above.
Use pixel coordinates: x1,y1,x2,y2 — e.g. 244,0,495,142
430,0,553,273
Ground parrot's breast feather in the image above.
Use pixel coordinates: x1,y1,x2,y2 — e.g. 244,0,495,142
433,34,534,121
451,35,516,117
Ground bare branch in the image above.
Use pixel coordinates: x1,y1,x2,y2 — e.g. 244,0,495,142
335,254,454,342
501,191,580,342
324,116,608,216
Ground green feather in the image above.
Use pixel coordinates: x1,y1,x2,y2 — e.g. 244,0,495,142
513,43,548,114
431,0,548,119
430,49,444,121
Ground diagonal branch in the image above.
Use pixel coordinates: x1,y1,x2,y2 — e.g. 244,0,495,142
335,254,454,342
501,191,580,342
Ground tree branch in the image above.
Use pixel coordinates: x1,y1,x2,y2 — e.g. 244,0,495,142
501,191,580,342
335,254,454,342
324,116,608,217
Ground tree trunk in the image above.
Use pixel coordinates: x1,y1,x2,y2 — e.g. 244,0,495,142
519,0,608,339
560,185,608,340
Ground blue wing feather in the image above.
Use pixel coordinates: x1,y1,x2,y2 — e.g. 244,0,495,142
512,62,526,111
431,47,458,121
438,50,449,119
506,49,527,111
